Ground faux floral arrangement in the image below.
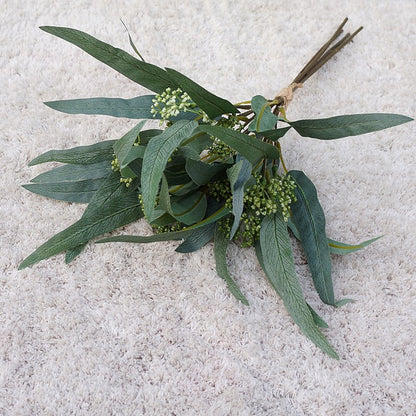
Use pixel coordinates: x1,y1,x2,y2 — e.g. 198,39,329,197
20,19,412,358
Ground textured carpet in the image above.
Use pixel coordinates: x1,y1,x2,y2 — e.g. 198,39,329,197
2,0,415,415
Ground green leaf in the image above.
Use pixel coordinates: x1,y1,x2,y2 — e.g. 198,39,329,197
164,68,237,119
226,156,252,238
198,125,279,165
113,121,146,174
22,179,106,203
30,161,111,184
29,140,116,166
185,159,228,186
97,229,193,244
334,298,355,307
328,236,383,255
287,217,301,240
44,96,155,119
175,223,215,253
258,213,338,359
171,191,207,225
141,120,198,218
45,96,195,122
169,181,200,197
100,203,230,245
289,218,380,256
65,244,87,263
65,171,143,262
184,133,213,154
256,240,328,328
176,146,200,161
138,129,163,145
260,126,291,141
290,113,413,140
248,95,279,132
289,170,335,305
19,173,142,269
120,19,145,62
121,145,146,167
158,174,174,216
306,305,329,328
185,204,230,230
214,224,249,305
40,26,176,93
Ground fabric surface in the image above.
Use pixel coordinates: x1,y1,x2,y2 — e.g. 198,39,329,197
2,0,415,414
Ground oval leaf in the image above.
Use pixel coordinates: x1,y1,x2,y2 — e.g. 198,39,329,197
141,120,198,218
185,159,228,186
175,223,215,253
248,95,279,132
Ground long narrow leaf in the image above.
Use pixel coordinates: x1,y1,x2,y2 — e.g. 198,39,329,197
328,236,383,255
227,156,252,238
29,140,116,166
45,96,156,119
290,113,413,140
40,26,176,93
97,229,193,244
289,170,335,305
258,214,338,358
19,174,142,269
113,121,146,172
214,224,249,305
30,161,111,183
65,244,87,264
198,125,279,165
120,19,145,62
22,179,106,203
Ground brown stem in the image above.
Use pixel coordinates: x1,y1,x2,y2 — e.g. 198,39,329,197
271,18,363,114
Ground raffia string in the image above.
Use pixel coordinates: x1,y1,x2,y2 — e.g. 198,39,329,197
274,82,303,107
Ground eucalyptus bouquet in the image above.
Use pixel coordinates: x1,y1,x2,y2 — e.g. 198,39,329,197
20,19,412,358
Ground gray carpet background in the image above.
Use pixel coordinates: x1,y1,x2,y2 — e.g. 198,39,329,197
1,1,415,415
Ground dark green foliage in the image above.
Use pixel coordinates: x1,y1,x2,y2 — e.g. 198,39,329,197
20,24,413,358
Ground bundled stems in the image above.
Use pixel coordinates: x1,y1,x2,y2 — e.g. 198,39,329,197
235,18,363,118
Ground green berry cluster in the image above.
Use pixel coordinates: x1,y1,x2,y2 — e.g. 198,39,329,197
111,155,134,187
208,138,236,160
243,172,296,220
111,155,120,172
207,179,232,203
207,115,244,160
235,213,262,247
154,221,184,234
210,171,297,247
150,87,210,122
120,177,133,187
